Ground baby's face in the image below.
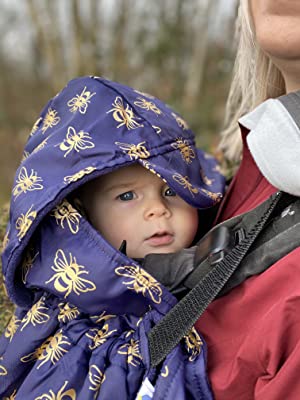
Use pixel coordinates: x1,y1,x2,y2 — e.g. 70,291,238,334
80,164,198,258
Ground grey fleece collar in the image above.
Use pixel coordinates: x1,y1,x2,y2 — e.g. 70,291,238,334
239,93,300,197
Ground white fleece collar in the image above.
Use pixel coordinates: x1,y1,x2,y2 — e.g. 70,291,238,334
239,98,300,196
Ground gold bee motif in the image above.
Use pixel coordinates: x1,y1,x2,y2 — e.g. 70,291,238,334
4,314,21,342
171,138,195,164
32,138,49,154
20,298,50,331
118,338,143,367
41,108,60,134
16,205,37,240
3,389,17,400
30,117,42,136
200,171,214,186
0,357,7,376
161,366,169,377
59,126,95,158
139,160,167,183
172,174,199,197
152,125,162,135
21,330,71,369
86,324,117,350
134,97,162,115
58,303,80,323
67,86,96,114
51,200,81,234
91,310,115,325
35,380,76,400
201,189,223,203
171,112,189,130
63,166,96,184
21,151,30,162
107,96,143,130
12,167,44,199
184,327,203,362
89,365,106,399
115,141,150,160
2,230,9,253
115,265,162,304
45,249,96,298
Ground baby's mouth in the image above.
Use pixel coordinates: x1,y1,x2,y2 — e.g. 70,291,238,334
145,231,174,246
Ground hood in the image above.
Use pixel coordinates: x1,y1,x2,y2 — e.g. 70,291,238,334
2,76,225,314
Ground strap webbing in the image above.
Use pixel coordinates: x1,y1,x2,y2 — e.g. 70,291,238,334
148,191,282,367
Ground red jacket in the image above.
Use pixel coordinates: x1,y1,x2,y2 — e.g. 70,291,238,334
195,128,300,399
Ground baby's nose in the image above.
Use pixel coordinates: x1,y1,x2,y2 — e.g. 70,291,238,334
144,199,171,219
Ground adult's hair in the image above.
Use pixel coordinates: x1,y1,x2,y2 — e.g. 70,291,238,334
219,0,286,163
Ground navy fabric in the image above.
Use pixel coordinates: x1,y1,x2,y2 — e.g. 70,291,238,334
0,76,225,399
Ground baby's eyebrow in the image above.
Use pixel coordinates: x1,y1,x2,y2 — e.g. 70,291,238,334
104,182,136,193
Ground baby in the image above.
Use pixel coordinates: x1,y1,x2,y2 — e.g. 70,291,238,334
0,76,225,399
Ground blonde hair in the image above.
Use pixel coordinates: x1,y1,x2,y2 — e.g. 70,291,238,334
219,0,286,163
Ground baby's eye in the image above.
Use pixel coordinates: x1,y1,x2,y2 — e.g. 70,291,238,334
118,191,135,201
164,187,176,197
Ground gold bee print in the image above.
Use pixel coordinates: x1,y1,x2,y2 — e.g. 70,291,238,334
85,324,117,350
12,166,44,199
172,174,199,197
51,200,81,234
115,265,162,304
171,112,189,130
45,249,96,298
58,303,80,323
0,357,8,376
115,141,150,160
107,96,144,130
91,310,115,325
20,298,50,331
184,327,203,362
63,166,96,184
139,160,167,183
16,205,37,240
3,389,17,400
21,330,71,369
30,117,42,136
32,138,49,154
21,150,30,162
161,366,169,377
89,365,106,398
171,138,195,164
2,230,9,253
59,126,95,158
152,125,162,135
201,189,223,204
134,97,162,115
67,86,96,114
200,170,214,186
4,314,21,342
41,108,60,134
118,338,143,367
35,380,76,400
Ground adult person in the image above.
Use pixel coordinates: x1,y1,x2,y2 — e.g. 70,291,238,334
195,0,300,399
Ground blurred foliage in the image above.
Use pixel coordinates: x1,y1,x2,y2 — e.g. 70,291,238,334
0,0,238,331
0,203,14,334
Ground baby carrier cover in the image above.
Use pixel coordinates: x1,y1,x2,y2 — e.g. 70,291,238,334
0,76,225,399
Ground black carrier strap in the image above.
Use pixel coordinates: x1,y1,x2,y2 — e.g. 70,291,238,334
148,191,285,368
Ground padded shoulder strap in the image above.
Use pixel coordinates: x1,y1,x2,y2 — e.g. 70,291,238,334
148,191,283,367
